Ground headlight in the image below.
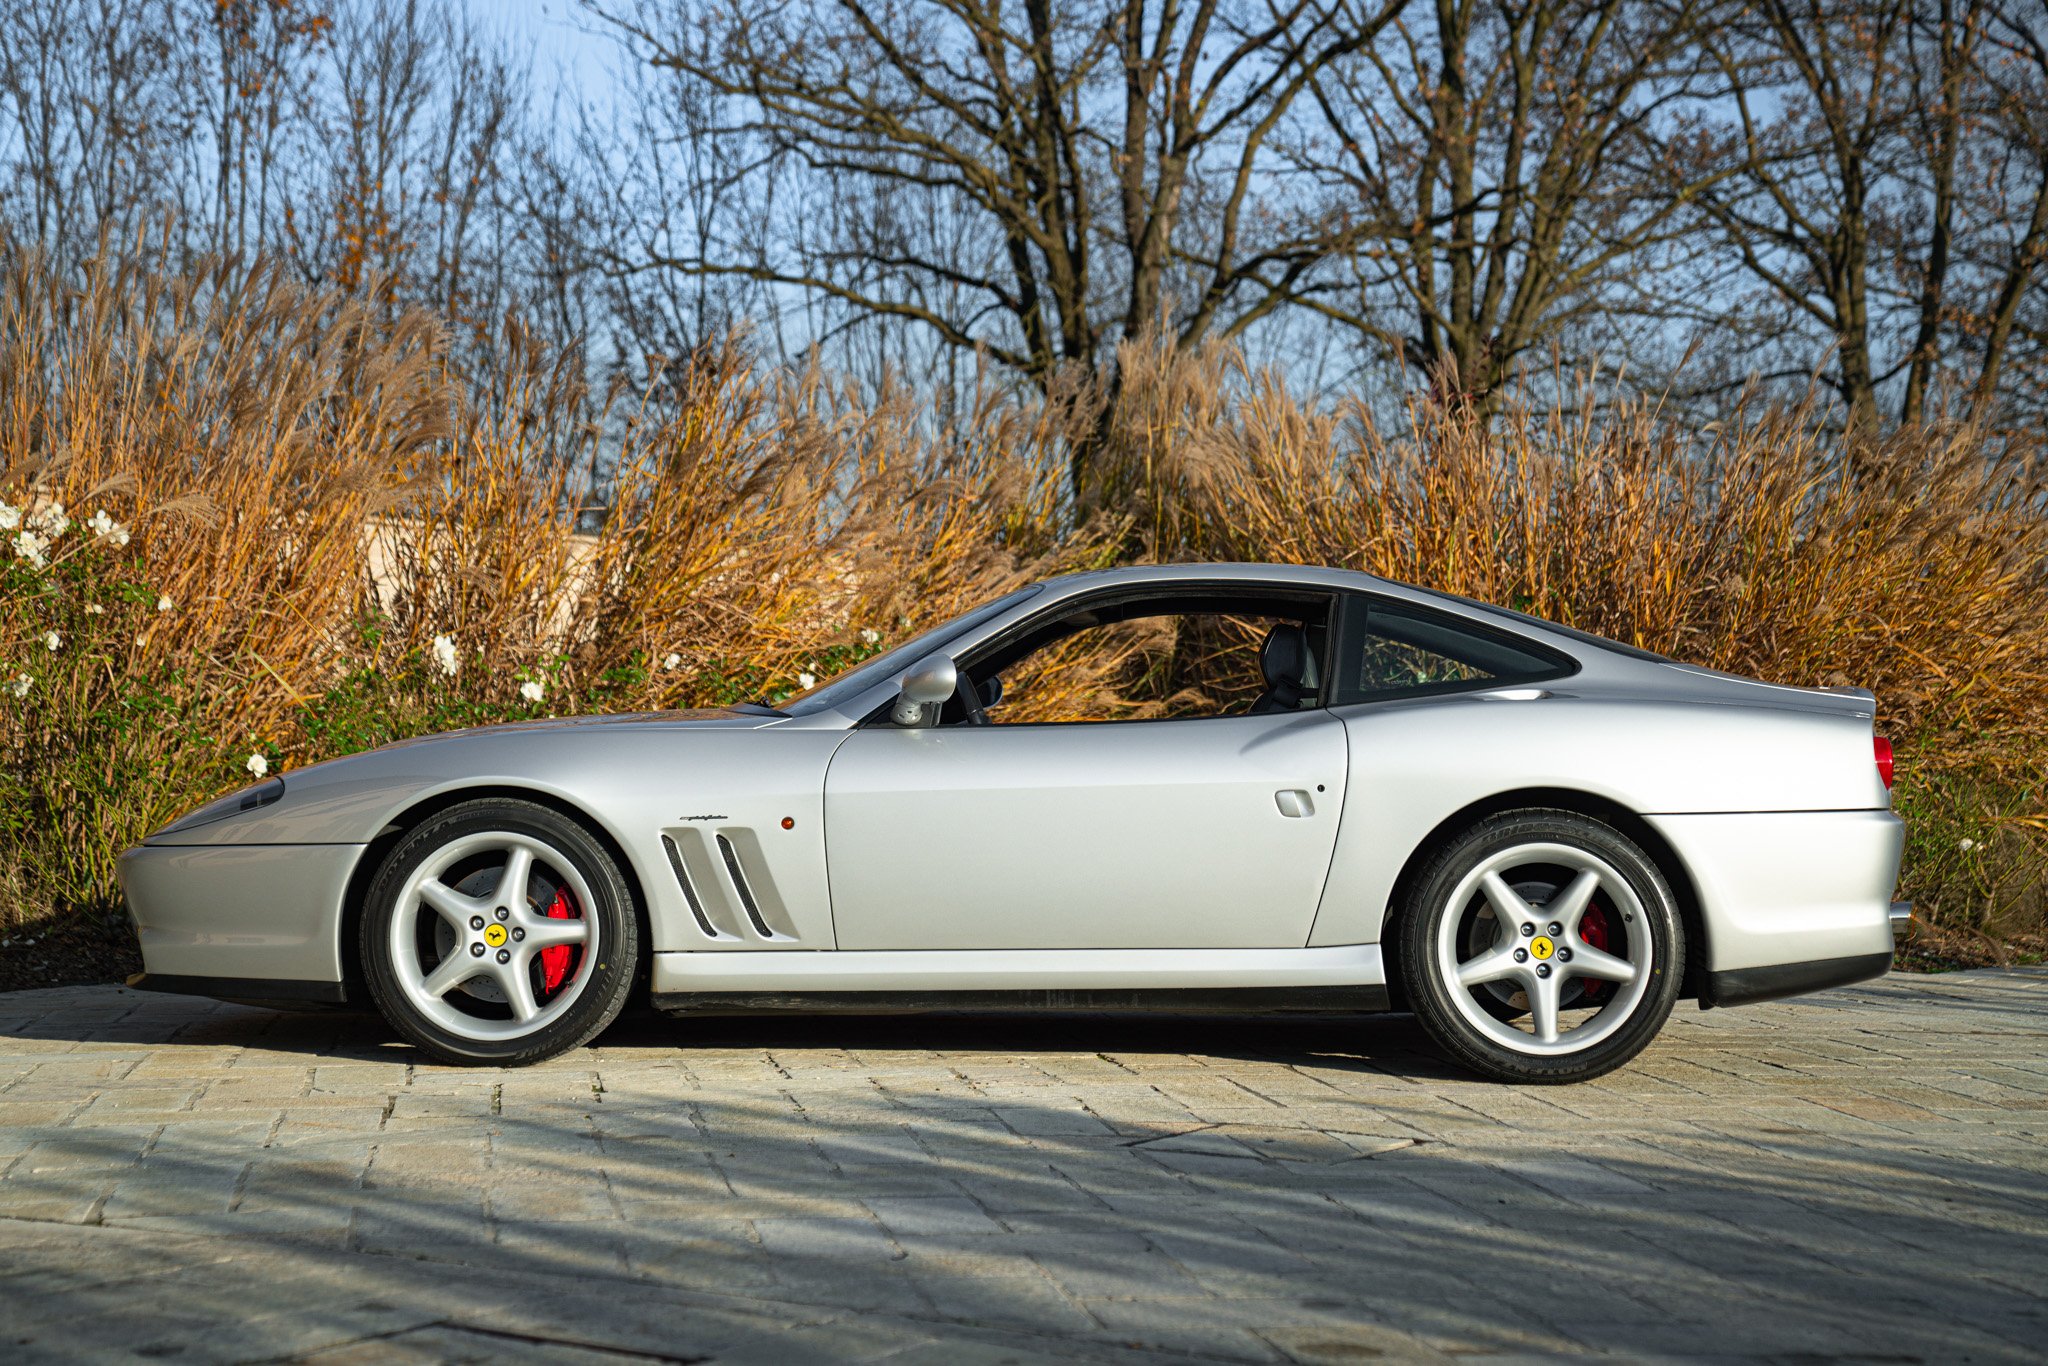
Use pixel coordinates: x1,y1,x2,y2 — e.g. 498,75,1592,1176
150,777,285,837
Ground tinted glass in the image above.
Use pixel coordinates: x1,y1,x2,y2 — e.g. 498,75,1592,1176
1340,599,1571,701
987,610,1321,723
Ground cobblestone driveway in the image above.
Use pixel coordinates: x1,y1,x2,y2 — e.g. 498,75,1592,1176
0,970,2043,1363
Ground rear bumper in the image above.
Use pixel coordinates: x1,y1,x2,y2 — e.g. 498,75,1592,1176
119,841,360,985
1646,809,1905,973
1701,950,1892,1008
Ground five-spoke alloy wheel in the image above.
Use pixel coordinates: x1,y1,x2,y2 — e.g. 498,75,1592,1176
1396,809,1684,1083
362,798,639,1065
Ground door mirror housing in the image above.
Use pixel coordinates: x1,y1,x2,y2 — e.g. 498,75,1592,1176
890,655,959,726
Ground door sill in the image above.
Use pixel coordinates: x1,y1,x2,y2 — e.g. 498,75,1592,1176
650,943,1385,996
651,986,1390,1016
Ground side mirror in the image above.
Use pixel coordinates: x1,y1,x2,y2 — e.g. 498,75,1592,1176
890,655,959,727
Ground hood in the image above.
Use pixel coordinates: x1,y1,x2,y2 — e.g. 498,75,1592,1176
382,706,785,746
143,705,789,846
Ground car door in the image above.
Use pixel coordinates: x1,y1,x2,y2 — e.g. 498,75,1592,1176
822,709,1349,950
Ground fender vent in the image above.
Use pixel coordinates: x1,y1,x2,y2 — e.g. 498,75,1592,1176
715,832,776,939
661,834,724,940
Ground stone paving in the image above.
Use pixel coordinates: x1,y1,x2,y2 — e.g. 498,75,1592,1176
0,970,2044,1363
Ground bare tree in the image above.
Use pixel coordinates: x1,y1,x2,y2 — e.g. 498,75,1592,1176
1670,0,2048,428
1953,0,2048,419
0,0,187,274
1289,0,1737,411
580,0,1404,398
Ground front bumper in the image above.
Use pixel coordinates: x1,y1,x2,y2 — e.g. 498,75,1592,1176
127,972,349,1007
119,841,362,986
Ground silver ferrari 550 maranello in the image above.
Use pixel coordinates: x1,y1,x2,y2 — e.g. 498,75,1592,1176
120,563,1909,1082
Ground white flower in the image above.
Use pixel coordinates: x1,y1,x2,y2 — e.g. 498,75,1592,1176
32,502,67,536
519,680,545,704
12,530,47,568
5,673,29,699
0,501,18,531
430,634,460,677
85,509,129,546
797,671,817,689
1959,837,1976,852
40,631,60,652
245,753,269,778
156,595,173,613
661,652,682,671
858,628,880,645
84,602,104,615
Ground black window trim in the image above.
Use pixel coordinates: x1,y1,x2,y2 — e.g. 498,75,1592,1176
1325,591,1580,707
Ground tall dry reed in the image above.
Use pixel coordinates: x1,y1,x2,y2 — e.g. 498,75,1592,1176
1089,336,2048,944
2,253,2043,963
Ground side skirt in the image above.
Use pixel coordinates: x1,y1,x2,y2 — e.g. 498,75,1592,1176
653,987,1390,1016
650,943,1386,1001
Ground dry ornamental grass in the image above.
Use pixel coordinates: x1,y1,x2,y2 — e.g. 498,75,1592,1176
1,249,2043,984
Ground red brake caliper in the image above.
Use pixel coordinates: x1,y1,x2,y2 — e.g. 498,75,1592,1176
539,887,578,994
1579,903,1611,1004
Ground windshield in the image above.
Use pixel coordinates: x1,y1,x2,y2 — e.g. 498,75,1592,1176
778,585,1045,717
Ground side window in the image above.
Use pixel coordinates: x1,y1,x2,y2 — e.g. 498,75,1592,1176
993,612,1316,723
948,592,1333,725
1337,599,1571,702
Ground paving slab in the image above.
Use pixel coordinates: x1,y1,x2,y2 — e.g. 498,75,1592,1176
0,969,2043,1361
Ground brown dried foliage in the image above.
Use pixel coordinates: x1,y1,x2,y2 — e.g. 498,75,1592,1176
2,257,2044,952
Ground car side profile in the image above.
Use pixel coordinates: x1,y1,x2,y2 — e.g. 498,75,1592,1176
119,564,1909,1082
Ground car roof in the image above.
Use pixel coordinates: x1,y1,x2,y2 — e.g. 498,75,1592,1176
1036,561,1513,621
1028,562,1675,669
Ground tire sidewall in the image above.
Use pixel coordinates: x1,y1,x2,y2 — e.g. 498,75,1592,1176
361,798,639,1065
1397,810,1684,1083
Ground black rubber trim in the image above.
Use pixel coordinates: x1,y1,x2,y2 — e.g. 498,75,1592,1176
126,972,349,1006
660,833,721,939
651,986,1391,1016
1699,951,1891,1009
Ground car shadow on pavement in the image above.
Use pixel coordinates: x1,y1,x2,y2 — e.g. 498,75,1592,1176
4,984,1474,1079
0,980,2043,1360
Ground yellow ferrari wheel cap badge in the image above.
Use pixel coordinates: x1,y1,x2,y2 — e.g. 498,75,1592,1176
1529,935,1555,960
484,923,508,948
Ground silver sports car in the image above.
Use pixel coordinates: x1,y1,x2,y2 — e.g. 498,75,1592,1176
120,564,1908,1082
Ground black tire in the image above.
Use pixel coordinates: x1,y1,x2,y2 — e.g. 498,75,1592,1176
361,797,640,1066
1394,808,1684,1084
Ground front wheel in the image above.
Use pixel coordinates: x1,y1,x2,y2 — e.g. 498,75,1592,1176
1395,809,1684,1084
361,798,639,1066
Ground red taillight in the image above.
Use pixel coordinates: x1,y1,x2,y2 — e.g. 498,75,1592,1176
1874,736,1894,789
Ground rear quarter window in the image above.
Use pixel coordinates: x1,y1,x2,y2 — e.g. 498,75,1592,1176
1333,598,1575,703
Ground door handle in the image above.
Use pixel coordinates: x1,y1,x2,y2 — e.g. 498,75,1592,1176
1275,789,1315,818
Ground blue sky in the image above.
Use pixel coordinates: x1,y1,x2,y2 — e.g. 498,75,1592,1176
464,0,622,113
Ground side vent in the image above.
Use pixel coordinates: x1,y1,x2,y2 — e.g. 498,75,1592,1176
661,834,726,940
716,832,777,939
662,824,799,943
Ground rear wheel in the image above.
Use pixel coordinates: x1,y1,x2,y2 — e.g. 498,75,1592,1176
361,798,639,1065
1395,809,1683,1083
